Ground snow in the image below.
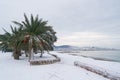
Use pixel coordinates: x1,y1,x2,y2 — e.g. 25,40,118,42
74,61,120,80
0,51,120,80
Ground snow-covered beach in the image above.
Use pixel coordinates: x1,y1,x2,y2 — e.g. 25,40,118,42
0,51,120,80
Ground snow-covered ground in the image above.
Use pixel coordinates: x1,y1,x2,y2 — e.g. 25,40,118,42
0,51,120,80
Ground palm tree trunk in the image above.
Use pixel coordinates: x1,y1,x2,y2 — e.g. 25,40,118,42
31,48,34,60
28,50,31,62
25,50,28,57
40,50,44,57
28,46,34,61
13,47,20,60
28,37,33,62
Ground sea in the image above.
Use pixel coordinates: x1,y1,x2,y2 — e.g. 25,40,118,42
60,51,120,62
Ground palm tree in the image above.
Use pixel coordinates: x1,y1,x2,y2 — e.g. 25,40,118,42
0,13,57,61
0,32,12,52
12,14,57,61
0,26,24,59
10,26,24,59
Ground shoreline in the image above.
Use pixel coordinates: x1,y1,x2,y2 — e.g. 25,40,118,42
57,51,120,63
81,55,119,62
69,53,120,62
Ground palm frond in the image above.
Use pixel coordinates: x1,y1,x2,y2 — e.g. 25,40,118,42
12,21,23,27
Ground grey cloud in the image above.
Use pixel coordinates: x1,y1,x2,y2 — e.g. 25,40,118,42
0,0,120,48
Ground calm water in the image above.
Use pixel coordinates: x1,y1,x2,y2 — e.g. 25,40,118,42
69,51,120,62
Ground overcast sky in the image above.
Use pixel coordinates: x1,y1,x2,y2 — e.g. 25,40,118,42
0,0,120,48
